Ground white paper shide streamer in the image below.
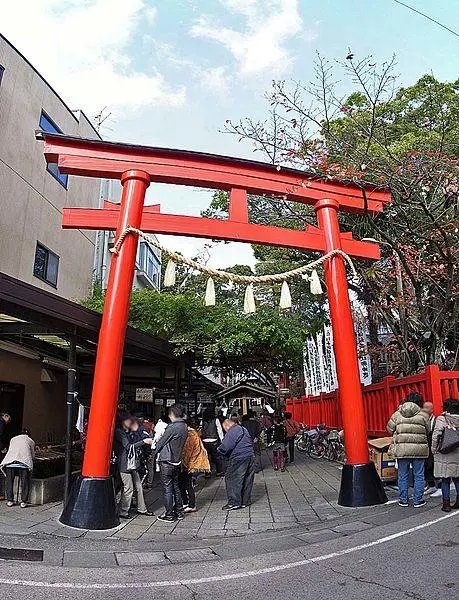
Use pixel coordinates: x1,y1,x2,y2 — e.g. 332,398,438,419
163,259,176,287
309,270,323,295
279,281,292,309
205,277,216,306
244,284,256,314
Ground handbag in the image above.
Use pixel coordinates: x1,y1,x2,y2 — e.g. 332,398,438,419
438,420,459,454
126,444,141,471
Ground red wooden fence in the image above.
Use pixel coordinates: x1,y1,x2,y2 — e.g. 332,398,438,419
286,364,459,437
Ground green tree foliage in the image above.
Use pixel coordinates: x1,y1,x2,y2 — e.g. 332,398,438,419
83,287,307,375
224,54,459,374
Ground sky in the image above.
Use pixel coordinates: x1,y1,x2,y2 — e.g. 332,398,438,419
2,0,459,267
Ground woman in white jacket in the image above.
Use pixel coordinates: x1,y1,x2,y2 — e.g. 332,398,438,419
1,429,35,507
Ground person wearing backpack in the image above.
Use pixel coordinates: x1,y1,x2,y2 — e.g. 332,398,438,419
431,398,459,512
283,412,301,463
113,413,153,519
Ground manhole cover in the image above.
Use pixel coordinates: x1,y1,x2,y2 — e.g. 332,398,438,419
0,547,44,562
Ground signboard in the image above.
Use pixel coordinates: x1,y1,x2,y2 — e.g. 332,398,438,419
166,398,175,407
135,388,154,403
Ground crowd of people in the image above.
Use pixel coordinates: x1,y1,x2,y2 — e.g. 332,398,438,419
0,406,300,516
387,393,459,511
109,405,302,521
1,395,457,518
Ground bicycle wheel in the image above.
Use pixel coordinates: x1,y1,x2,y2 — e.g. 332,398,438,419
310,442,326,459
323,443,332,461
296,438,308,453
337,444,346,463
331,443,340,461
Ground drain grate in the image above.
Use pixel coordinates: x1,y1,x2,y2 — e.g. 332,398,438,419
0,547,44,562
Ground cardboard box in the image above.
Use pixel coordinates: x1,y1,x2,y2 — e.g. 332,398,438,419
368,437,397,482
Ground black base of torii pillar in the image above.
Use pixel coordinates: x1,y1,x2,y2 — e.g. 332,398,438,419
339,463,387,507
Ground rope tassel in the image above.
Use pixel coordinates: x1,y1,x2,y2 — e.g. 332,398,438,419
309,269,323,295
279,280,292,309
205,277,216,306
244,284,256,314
163,259,176,287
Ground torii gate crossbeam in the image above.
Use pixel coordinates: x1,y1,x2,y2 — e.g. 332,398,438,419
37,132,390,530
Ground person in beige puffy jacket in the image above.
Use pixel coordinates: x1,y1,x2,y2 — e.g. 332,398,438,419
431,398,459,512
387,392,430,508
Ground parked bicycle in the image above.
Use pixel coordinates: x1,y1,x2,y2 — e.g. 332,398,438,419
295,426,327,458
323,429,346,463
296,425,345,463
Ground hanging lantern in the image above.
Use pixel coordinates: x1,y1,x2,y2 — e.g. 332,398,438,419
204,277,216,306
279,280,292,309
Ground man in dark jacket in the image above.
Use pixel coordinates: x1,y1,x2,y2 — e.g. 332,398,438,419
241,411,263,473
218,419,255,511
154,404,188,522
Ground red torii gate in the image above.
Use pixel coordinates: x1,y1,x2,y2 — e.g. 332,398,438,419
38,133,390,529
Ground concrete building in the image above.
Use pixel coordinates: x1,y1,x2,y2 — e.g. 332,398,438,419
0,35,175,453
0,33,101,300
0,33,101,444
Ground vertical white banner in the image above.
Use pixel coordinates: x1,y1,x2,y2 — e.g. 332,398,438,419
323,325,338,391
353,307,372,386
303,344,311,396
316,332,329,392
306,337,320,396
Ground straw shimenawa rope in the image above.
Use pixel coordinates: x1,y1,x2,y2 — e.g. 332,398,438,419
110,225,358,284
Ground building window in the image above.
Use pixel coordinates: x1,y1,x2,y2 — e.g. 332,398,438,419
33,242,59,287
137,242,161,288
0,66,4,87
39,112,68,188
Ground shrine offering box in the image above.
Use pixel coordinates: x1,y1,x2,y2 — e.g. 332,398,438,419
368,437,397,482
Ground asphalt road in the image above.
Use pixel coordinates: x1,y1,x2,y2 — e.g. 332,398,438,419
0,509,457,600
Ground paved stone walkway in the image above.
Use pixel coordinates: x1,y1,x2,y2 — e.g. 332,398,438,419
0,451,384,543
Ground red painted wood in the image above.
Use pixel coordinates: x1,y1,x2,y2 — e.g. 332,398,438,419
103,200,160,213
298,366,459,437
425,364,443,415
82,170,150,478
41,134,390,214
229,188,249,223
62,208,381,260
315,198,370,465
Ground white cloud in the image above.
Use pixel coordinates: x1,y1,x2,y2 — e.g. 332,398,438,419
200,66,229,96
159,236,255,269
1,0,185,116
190,0,303,75
144,6,158,24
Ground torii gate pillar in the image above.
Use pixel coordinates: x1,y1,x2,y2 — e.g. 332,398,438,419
315,199,386,506
60,170,150,529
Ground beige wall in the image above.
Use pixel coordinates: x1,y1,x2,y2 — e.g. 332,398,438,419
0,36,100,300
0,349,67,444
